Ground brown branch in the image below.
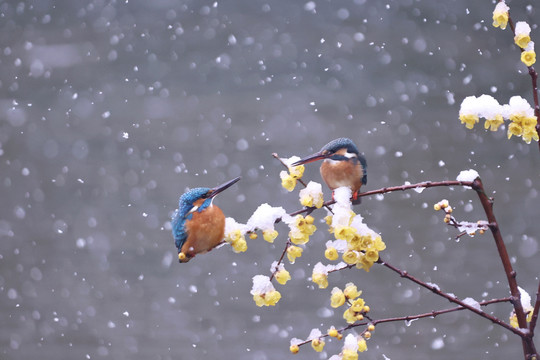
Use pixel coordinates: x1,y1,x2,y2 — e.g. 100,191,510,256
471,177,536,357
378,255,525,337
286,180,475,219
530,280,540,335
269,239,291,282
294,297,512,347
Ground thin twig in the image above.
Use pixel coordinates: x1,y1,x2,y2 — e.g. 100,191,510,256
294,297,512,347
378,255,525,337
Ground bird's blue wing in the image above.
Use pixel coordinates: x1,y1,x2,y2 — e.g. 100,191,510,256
171,209,188,250
359,155,367,185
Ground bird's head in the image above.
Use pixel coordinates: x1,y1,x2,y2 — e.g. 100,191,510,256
292,138,360,166
177,176,242,217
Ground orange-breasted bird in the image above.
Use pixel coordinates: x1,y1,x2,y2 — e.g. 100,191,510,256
293,138,367,201
171,176,241,263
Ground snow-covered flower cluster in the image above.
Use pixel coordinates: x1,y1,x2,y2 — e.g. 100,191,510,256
299,181,324,208
224,203,291,252
459,95,538,143
224,218,248,253
270,261,291,285
279,156,305,192
492,1,509,30
287,214,317,245
492,2,536,67
324,187,386,272
251,275,281,307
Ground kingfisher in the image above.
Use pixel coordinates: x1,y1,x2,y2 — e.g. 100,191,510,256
293,138,367,202
171,176,241,263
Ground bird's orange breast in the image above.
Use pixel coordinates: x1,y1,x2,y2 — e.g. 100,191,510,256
182,204,225,259
320,159,364,192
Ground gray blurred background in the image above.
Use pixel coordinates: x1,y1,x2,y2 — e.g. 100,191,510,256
0,0,539,359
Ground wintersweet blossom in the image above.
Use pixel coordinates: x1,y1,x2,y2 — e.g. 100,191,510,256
357,337,368,352
343,282,361,300
289,338,302,354
251,275,281,306
224,227,248,253
521,41,536,67
286,245,303,263
308,328,325,352
280,171,296,192
510,286,534,328
262,229,278,243
459,96,481,129
514,21,531,49
311,262,330,289
287,214,317,245
299,181,325,208
330,287,346,308
342,334,359,360
271,262,291,285
492,1,509,30
325,246,339,260
521,50,536,67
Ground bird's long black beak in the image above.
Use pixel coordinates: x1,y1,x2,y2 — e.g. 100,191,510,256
292,152,328,166
208,176,241,198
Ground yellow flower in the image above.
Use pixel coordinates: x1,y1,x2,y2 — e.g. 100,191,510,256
342,249,358,264
249,232,258,239
484,114,504,131
344,283,361,300
357,337,367,352
325,246,339,261
331,288,346,308
290,230,309,245
288,164,305,179
373,236,386,251
521,50,536,67
356,254,374,272
507,122,523,139
289,344,299,354
350,298,366,312
305,215,315,224
300,194,314,207
227,229,243,242
522,127,539,144
311,338,325,352
509,312,519,328
231,237,248,253
343,308,357,324
312,272,328,289
324,215,333,226
459,113,479,129
262,229,278,243
335,225,356,241
342,349,359,360
515,34,531,49
522,116,537,128
287,245,303,263
253,294,266,307
275,269,291,285
365,246,379,262
359,235,373,250
264,290,281,306
280,172,297,192
492,5,509,30
328,327,339,338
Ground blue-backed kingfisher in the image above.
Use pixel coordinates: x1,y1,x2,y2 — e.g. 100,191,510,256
293,138,367,201
171,176,241,263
